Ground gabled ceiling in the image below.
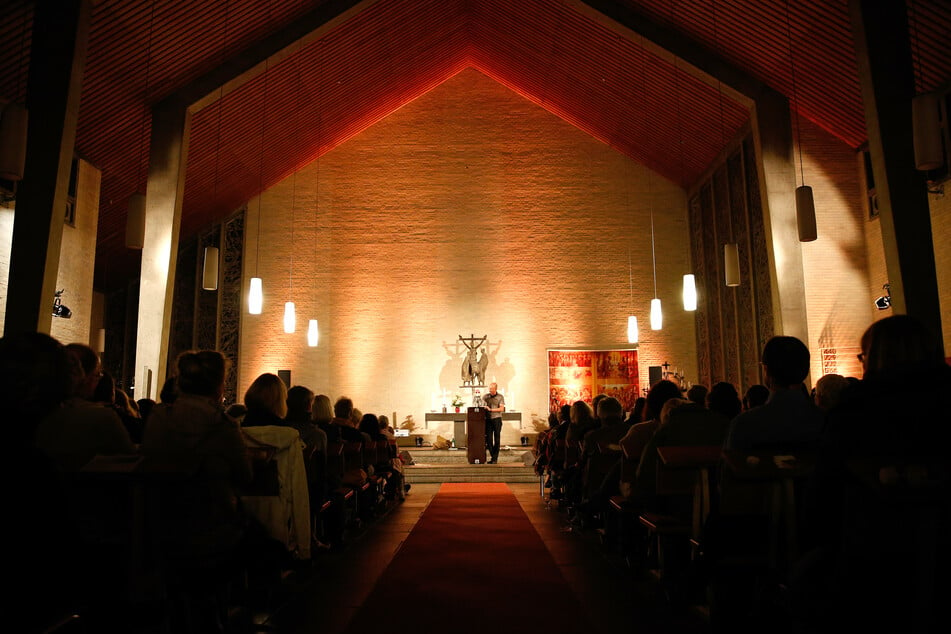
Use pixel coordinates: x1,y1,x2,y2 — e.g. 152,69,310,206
1,0,949,290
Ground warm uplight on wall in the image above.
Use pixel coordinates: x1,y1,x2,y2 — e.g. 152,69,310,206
627,315,639,344
683,274,697,311
308,319,319,347
248,277,263,314
283,301,296,334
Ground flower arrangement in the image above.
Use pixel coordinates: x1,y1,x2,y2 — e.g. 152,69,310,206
450,393,465,407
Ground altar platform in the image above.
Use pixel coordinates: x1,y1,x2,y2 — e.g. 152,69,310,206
402,447,538,484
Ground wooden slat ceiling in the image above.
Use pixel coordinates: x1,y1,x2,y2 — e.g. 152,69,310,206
1,0,949,290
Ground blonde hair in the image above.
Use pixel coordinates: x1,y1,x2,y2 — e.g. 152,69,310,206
244,373,288,418
312,394,333,424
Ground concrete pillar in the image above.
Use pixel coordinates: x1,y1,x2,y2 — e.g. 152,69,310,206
3,0,91,336
850,0,943,352
750,88,809,344
133,102,191,400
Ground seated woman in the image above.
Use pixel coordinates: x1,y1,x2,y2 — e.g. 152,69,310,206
618,380,683,499
242,373,288,427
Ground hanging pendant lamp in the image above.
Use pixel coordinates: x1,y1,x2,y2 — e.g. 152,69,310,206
283,301,296,334
682,274,697,311
202,246,219,291
724,243,740,287
308,319,319,347
248,277,263,314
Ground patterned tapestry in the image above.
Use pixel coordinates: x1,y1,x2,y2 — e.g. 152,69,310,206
548,349,639,414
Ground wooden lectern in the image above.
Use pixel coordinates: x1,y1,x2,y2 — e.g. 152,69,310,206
466,407,487,464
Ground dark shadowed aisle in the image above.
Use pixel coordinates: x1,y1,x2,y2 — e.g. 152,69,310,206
271,483,710,634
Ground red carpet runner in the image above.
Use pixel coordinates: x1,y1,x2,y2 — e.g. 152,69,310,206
344,483,592,634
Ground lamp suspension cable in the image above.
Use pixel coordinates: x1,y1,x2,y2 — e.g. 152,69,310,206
670,0,696,311
248,55,270,315
285,38,306,335
711,0,741,285
203,2,229,292
649,171,662,330
784,0,817,241
308,41,322,348
125,0,156,250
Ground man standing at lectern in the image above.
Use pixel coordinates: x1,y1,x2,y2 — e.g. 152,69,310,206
483,382,505,464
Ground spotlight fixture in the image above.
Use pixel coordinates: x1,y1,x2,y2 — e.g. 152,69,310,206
874,283,892,311
52,289,72,319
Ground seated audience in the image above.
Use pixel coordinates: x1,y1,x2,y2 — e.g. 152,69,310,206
723,336,823,452
794,315,951,632
137,397,156,424
707,381,742,420
627,396,647,423
628,397,690,501
142,350,284,612
741,384,769,410
242,373,289,427
565,400,596,442
2,333,80,629
284,385,326,455
686,384,708,407
142,350,253,558
159,375,179,403
312,394,338,443
378,414,396,439
332,397,368,444
35,343,134,471
617,380,683,499
813,373,849,412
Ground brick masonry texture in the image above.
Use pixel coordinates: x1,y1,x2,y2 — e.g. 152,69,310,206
240,69,694,425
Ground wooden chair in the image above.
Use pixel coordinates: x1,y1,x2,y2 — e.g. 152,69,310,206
637,445,722,603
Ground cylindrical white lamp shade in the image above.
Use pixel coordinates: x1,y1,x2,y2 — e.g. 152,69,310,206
307,319,319,347
912,92,943,171
96,328,106,353
627,315,639,344
724,243,740,287
683,274,697,311
0,102,28,181
650,298,662,330
796,185,818,242
202,246,219,290
248,277,263,314
125,193,146,249
283,301,296,333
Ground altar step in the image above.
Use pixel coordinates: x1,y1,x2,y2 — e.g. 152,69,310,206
402,447,538,484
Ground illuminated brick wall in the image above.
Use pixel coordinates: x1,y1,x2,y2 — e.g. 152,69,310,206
797,118,875,380
240,68,695,433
